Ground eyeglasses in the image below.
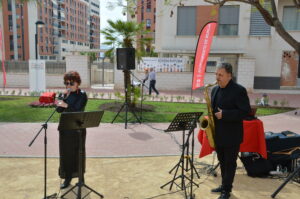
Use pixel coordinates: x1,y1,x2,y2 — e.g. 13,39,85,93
64,81,74,86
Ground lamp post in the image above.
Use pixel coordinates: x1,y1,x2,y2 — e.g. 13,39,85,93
35,20,45,60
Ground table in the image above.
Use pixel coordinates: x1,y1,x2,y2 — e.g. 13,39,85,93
198,119,267,159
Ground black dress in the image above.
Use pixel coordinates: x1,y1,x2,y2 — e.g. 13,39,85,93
57,89,88,179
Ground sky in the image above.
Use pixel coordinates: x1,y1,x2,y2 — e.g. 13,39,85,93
100,0,127,46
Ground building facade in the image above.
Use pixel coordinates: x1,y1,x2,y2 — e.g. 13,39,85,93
155,0,300,90
134,0,156,50
0,0,100,61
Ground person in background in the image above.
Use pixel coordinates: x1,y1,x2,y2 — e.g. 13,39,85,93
143,67,159,96
210,63,251,199
142,68,149,95
56,71,88,189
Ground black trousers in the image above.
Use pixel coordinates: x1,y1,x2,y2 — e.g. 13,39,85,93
149,80,159,95
216,145,240,192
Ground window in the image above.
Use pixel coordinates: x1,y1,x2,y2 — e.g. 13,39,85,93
146,19,151,29
177,6,196,36
206,61,217,72
218,5,239,36
10,35,14,51
8,0,12,11
146,0,151,12
283,6,300,30
249,4,271,35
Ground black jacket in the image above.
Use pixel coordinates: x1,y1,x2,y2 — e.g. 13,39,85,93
211,80,251,147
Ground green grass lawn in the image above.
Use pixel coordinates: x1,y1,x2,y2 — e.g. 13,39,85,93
0,96,294,123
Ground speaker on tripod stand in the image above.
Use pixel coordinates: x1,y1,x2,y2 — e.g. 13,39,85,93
116,48,135,70
112,48,141,129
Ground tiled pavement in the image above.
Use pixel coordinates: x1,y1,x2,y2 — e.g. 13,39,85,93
0,88,300,158
0,110,299,158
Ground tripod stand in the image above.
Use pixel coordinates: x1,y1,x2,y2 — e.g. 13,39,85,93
129,71,149,122
59,111,104,199
271,165,300,198
111,70,141,129
161,112,203,199
28,107,57,199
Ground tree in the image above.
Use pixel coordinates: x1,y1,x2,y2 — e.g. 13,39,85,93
101,19,152,106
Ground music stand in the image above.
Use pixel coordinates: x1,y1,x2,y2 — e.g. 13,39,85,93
161,112,203,199
58,111,104,199
271,165,300,198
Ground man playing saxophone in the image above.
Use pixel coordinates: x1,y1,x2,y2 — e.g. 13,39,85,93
210,63,251,199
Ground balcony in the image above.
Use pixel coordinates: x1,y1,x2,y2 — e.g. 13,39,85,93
53,40,59,45
58,15,65,22
57,0,65,4
58,7,65,12
52,22,59,28
52,30,59,36
58,25,65,29
58,31,66,38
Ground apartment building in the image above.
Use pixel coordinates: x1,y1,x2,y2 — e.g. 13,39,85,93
155,0,300,90
0,0,100,61
135,0,156,50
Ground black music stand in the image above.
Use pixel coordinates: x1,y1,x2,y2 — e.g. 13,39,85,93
271,165,300,198
58,111,104,199
161,112,203,199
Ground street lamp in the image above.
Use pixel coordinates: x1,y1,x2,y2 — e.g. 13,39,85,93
35,20,45,60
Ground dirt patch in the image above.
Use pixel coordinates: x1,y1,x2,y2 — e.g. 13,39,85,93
99,102,155,112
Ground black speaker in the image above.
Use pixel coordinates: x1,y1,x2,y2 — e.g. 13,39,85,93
116,48,135,70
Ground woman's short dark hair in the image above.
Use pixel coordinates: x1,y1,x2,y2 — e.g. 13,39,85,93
217,63,233,75
64,71,81,85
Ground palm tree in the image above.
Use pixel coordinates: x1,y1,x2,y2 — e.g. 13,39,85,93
101,19,153,106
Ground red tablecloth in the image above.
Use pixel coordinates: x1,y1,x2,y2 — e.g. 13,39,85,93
198,119,267,159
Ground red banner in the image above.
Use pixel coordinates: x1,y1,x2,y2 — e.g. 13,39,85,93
192,22,217,90
0,25,6,87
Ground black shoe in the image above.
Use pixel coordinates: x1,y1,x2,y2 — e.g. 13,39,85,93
218,191,230,199
211,185,224,193
60,178,71,189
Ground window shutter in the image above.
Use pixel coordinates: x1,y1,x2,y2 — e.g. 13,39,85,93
249,5,271,36
177,6,196,35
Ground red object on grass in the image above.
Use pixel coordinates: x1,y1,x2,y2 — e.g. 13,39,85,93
39,92,56,103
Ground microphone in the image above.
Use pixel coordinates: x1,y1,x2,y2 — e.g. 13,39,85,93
62,88,71,99
57,93,64,100
57,88,71,101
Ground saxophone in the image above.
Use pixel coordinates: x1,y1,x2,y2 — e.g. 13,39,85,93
200,81,217,148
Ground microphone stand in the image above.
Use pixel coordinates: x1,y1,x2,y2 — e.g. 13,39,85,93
28,105,58,199
130,71,149,122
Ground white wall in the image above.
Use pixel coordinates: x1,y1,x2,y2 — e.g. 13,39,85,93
113,68,216,91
